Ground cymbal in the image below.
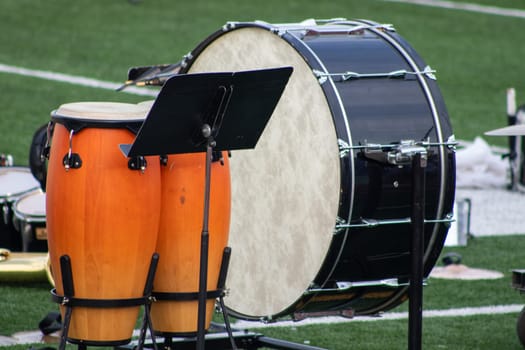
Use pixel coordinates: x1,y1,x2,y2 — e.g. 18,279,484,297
485,124,525,136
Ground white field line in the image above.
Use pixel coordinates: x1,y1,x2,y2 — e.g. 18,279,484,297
0,63,157,97
382,0,525,19
232,304,524,329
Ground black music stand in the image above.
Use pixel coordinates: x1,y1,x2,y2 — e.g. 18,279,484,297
121,66,293,350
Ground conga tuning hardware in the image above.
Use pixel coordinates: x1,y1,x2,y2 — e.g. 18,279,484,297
63,129,82,170
62,153,82,170
42,121,54,161
128,156,147,172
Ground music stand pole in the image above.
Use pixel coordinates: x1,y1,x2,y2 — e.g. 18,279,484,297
196,125,215,350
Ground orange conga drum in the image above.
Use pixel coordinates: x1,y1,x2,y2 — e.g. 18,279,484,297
46,102,161,345
150,151,231,336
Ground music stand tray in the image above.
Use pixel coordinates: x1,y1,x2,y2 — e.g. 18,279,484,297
120,66,293,157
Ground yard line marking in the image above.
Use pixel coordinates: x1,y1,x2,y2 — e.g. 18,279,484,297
0,63,158,97
382,0,525,19
232,304,524,328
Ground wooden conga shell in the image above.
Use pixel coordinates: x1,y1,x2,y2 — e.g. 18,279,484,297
46,102,161,344
151,152,230,336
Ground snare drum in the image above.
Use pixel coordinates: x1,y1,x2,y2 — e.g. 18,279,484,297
0,167,41,251
13,189,47,252
46,102,161,345
181,19,456,321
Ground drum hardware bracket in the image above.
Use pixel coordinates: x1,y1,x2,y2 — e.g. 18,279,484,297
338,138,458,161
312,66,436,85
359,140,428,166
338,139,351,158
306,278,421,294
128,156,147,172
293,309,354,322
160,154,168,166
257,19,395,39
2,204,10,225
335,216,454,230
180,52,193,69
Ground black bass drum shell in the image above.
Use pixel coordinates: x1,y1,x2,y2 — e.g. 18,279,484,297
180,19,455,321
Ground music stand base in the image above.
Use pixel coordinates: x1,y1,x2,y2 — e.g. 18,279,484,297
117,324,328,350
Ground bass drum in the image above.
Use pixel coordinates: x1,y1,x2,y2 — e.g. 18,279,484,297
181,19,455,321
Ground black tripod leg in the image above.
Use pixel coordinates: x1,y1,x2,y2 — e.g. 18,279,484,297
217,247,237,350
138,253,160,350
58,255,74,350
58,306,72,350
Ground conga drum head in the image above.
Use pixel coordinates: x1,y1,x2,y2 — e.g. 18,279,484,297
51,101,149,133
181,20,455,321
54,101,147,121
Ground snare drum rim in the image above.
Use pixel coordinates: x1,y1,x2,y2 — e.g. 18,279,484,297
13,189,46,223
0,167,41,202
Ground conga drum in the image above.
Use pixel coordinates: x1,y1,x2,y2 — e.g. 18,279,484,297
180,20,456,321
150,151,231,336
46,102,161,345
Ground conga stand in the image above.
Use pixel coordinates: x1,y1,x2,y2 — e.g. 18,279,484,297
51,253,160,350
121,67,294,350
